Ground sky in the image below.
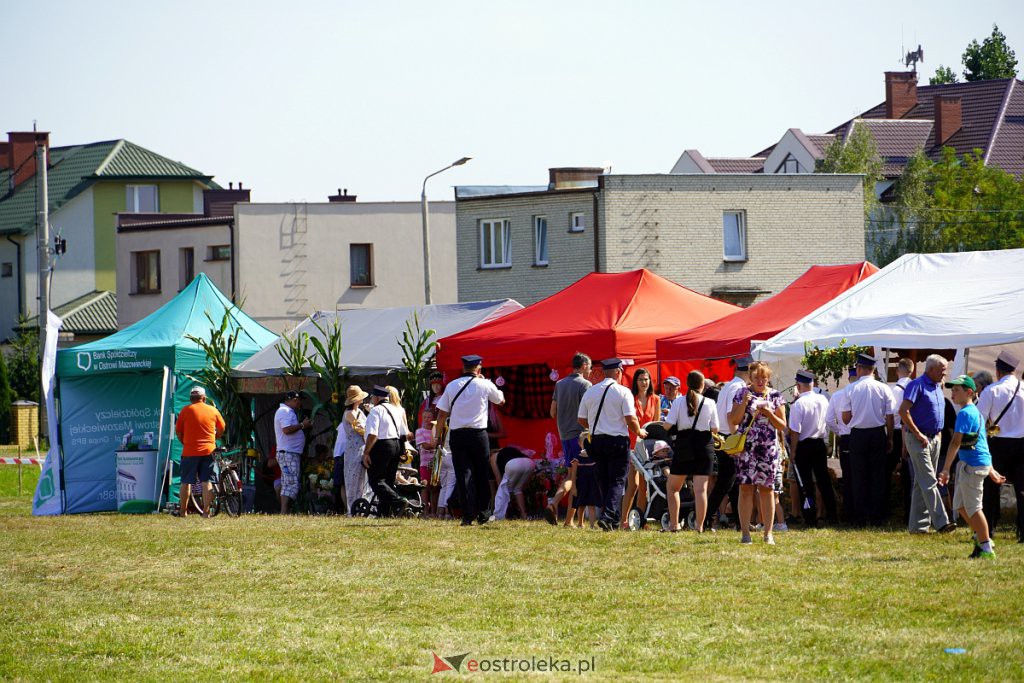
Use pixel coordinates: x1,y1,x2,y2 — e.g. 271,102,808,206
3,1,1023,203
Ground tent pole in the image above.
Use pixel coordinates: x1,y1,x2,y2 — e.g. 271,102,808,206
155,371,176,512
152,367,170,513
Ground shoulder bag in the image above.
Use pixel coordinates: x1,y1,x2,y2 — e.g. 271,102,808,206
987,377,1021,437
582,383,614,451
716,392,756,456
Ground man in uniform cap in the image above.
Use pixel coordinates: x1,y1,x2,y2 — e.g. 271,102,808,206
704,355,751,530
363,385,411,516
837,353,898,526
825,367,858,523
789,369,836,525
977,350,1024,541
577,358,647,530
435,354,505,525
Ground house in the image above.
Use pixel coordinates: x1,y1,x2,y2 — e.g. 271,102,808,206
672,71,1024,197
0,131,219,341
456,168,864,307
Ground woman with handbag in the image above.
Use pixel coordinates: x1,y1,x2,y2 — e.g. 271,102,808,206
620,368,660,529
728,361,788,544
659,371,719,532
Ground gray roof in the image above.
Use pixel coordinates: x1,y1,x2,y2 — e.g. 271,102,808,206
17,290,117,336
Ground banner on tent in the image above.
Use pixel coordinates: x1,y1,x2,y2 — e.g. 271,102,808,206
33,310,64,516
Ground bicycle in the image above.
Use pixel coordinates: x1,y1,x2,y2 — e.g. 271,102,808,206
188,447,244,517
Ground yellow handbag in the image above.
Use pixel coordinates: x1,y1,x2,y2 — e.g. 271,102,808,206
717,417,753,456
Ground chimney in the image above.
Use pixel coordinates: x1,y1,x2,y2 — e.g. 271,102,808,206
0,142,9,170
548,167,604,190
884,72,918,119
7,131,50,188
328,188,357,202
933,94,962,146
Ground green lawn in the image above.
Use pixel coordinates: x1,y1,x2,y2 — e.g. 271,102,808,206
0,468,1021,681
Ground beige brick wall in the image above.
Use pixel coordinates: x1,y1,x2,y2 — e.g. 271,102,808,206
456,191,596,305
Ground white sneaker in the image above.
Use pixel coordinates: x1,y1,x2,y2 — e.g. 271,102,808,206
773,522,789,532
752,523,764,531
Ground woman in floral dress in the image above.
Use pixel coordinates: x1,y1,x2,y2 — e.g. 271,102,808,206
728,361,788,545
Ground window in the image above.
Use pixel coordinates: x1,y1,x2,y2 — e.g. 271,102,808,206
778,154,801,173
208,245,231,261
125,185,159,213
133,250,160,294
570,212,585,232
179,247,195,291
350,243,373,286
1,262,12,278
480,219,511,268
723,211,747,261
534,216,549,266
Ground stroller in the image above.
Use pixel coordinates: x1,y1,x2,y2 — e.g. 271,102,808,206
350,452,425,518
624,423,696,530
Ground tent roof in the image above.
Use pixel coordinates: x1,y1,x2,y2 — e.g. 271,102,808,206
755,249,1024,359
57,273,276,376
436,269,740,372
656,262,878,361
234,299,523,376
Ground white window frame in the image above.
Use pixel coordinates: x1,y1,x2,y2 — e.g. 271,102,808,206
569,212,585,233
534,216,549,266
480,219,512,269
125,184,159,213
723,210,747,262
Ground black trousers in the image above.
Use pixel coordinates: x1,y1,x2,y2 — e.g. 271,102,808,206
367,438,404,516
795,437,838,524
838,434,854,523
849,426,889,526
706,448,738,528
589,434,629,525
450,428,491,523
885,430,904,519
983,436,1024,540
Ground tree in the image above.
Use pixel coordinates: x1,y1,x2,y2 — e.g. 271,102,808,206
962,24,1018,81
817,122,884,218
7,323,39,404
0,351,12,443
929,64,959,85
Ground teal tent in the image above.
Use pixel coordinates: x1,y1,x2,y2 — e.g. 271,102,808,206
54,274,276,513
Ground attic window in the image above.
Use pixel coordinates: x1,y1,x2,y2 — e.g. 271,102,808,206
126,185,159,213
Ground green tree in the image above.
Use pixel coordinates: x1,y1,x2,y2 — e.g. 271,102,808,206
962,24,1018,81
0,351,12,443
929,64,959,85
7,323,39,403
817,122,884,218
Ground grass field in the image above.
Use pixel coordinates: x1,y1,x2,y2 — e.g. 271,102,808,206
1,466,1022,681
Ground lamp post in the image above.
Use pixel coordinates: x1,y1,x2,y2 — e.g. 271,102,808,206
421,156,471,304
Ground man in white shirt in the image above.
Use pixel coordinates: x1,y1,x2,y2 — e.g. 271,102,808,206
977,350,1024,542
789,369,836,526
577,358,647,530
825,366,857,523
705,356,750,531
839,353,898,527
363,386,411,516
435,354,505,526
273,391,310,514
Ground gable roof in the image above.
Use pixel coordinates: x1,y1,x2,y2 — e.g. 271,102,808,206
15,290,118,337
0,139,217,236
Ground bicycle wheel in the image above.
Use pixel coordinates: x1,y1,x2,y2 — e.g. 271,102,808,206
220,471,242,517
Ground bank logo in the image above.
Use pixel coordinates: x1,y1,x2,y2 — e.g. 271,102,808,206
431,652,470,674
76,352,92,371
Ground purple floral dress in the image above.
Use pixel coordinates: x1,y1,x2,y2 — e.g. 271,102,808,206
732,387,785,488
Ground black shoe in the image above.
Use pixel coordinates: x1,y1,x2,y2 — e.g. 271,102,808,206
543,507,557,525
969,543,982,559
477,514,490,526
460,518,474,526
938,523,958,534
597,519,612,532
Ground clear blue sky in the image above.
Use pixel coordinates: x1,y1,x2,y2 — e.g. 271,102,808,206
4,1,1022,202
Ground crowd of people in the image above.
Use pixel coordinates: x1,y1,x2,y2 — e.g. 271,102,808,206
176,343,1024,558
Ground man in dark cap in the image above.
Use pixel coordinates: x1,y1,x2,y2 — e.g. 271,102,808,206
705,355,750,530
838,353,899,526
363,385,411,516
789,369,836,526
435,355,505,526
977,350,1024,541
577,359,647,530
274,390,311,514
826,366,858,523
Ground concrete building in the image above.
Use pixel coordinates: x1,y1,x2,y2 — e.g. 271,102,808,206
456,168,864,307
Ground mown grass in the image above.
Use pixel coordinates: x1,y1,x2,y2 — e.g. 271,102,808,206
0,467,1021,681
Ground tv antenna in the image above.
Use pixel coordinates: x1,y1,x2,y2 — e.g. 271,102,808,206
904,44,924,73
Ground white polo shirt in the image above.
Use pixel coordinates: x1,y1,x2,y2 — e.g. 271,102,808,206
436,375,504,430
578,378,635,438
717,377,746,435
837,376,897,429
789,391,829,440
364,402,408,440
825,386,851,437
274,404,305,453
978,374,1024,438
891,376,910,429
666,394,719,432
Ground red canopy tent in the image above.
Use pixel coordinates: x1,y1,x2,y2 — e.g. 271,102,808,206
436,269,740,454
656,262,879,382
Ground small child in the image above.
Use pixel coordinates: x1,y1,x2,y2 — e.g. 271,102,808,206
569,432,601,529
415,411,437,514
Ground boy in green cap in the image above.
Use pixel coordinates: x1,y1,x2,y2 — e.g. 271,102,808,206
939,375,1007,559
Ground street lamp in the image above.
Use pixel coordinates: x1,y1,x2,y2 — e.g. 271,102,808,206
421,156,471,304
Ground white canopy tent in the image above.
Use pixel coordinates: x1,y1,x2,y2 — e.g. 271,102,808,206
235,299,523,376
754,249,1024,374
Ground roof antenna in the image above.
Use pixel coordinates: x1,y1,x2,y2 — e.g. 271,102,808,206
904,44,924,74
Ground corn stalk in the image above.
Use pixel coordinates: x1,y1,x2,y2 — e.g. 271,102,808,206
306,314,346,430
397,311,437,430
185,308,253,447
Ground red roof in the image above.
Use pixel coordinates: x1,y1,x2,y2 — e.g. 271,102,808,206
436,269,740,373
655,262,879,362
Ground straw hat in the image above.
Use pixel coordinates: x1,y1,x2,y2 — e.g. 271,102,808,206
344,385,369,406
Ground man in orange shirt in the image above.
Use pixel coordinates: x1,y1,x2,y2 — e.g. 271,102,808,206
175,386,226,517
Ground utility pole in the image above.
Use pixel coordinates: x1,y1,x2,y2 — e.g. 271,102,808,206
36,143,49,406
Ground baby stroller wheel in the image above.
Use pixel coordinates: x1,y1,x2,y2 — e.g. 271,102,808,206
660,512,671,531
686,510,699,531
351,498,372,517
626,507,643,531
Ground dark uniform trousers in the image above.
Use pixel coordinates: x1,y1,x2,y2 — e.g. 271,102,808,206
706,447,738,529
795,437,838,525
849,426,888,526
838,434,854,523
367,438,405,516
886,429,905,520
983,436,1024,540
590,434,629,525
450,427,492,523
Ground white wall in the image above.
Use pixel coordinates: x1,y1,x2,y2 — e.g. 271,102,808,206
48,188,98,305
234,202,456,332
762,131,818,174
